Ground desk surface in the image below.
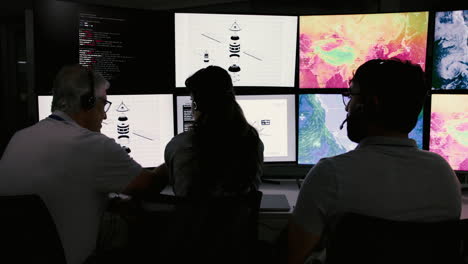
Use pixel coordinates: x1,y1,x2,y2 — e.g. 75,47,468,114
260,181,468,220
163,181,468,219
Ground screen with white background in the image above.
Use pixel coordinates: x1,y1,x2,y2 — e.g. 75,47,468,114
38,94,174,168
176,94,296,162
175,13,297,87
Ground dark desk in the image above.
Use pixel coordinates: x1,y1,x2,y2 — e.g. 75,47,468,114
258,181,468,242
159,181,300,213
161,181,468,218
158,182,468,242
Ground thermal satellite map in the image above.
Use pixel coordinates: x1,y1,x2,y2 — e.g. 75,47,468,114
432,10,468,90
430,94,468,171
298,94,425,165
409,109,424,150
299,12,428,88
298,94,357,164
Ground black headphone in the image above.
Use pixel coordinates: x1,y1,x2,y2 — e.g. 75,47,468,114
80,68,96,110
192,100,199,111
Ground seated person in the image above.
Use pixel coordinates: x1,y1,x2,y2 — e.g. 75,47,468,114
0,64,163,264
286,58,462,264
154,65,264,197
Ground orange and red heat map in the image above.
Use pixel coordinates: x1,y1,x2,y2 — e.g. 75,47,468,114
299,12,429,88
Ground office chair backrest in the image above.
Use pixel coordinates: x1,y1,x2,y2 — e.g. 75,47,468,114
135,190,263,264
460,219,468,263
0,194,67,264
325,213,462,264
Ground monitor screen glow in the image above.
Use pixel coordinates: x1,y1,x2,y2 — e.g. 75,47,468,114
432,10,468,90
298,94,357,164
298,94,424,165
429,94,468,171
176,94,296,162
175,13,297,87
299,12,429,88
38,94,174,168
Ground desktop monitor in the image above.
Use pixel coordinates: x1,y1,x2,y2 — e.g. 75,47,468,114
176,94,296,162
175,13,297,87
37,94,175,168
432,10,468,90
409,108,424,150
429,94,468,171
34,1,174,94
298,94,424,165
299,11,429,88
78,6,174,93
298,94,357,164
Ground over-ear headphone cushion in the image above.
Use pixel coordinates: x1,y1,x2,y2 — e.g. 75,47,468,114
81,68,96,110
81,93,96,110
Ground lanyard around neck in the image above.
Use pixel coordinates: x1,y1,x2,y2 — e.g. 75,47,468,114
48,114,66,122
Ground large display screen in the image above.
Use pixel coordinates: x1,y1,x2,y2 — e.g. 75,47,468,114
429,94,468,171
298,94,424,165
432,10,468,90
77,6,174,93
298,94,357,164
409,108,424,150
176,94,296,162
299,12,429,88
38,94,174,168
175,13,297,87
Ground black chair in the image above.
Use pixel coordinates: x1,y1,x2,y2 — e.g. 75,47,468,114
325,213,463,264
460,219,468,263
132,190,263,264
0,194,67,264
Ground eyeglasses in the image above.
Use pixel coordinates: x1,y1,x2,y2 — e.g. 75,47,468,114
342,90,360,107
104,100,112,113
98,98,112,113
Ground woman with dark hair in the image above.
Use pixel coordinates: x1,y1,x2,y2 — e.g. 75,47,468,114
154,66,264,197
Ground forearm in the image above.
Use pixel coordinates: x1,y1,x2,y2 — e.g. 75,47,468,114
287,219,321,264
150,163,170,193
122,163,169,197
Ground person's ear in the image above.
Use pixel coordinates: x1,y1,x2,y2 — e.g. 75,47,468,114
192,101,198,111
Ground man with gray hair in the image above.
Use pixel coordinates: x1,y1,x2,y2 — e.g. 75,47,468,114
0,64,166,264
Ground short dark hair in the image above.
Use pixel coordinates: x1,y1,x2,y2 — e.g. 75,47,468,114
350,58,428,133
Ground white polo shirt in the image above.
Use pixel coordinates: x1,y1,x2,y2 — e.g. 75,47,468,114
0,111,142,264
293,136,461,235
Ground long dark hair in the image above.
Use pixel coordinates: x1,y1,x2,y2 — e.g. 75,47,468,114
185,66,262,196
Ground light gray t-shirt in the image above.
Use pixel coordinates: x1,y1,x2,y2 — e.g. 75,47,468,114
164,131,263,196
293,136,461,235
0,111,142,264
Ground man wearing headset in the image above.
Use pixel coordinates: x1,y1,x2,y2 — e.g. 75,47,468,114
0,64,165,264
286,58,461,264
